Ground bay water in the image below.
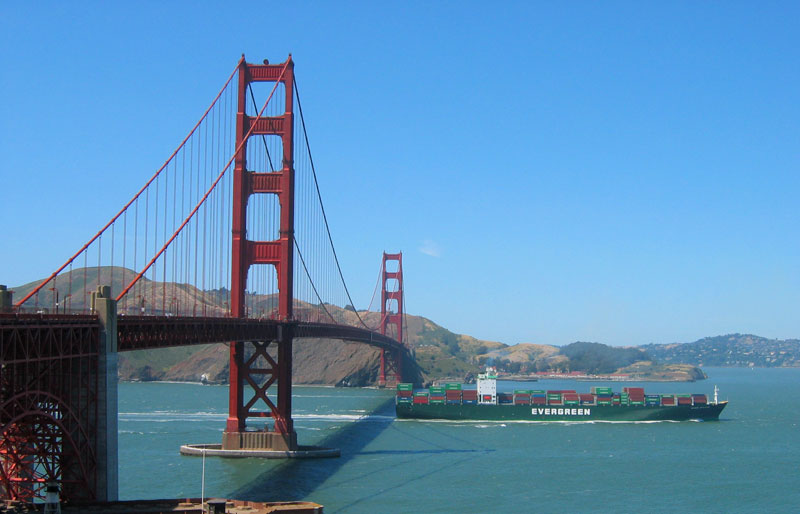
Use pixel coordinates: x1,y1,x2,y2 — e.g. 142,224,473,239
119,367,800,512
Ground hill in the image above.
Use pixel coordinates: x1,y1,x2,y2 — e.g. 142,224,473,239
642,334,800,367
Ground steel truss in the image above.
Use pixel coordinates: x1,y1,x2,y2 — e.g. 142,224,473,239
0,315,98,501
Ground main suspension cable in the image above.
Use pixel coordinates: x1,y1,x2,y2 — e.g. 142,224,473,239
293,77,370,329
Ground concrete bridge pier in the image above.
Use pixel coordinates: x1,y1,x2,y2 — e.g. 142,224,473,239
93,286,119,502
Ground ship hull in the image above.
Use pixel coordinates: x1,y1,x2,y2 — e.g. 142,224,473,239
396,401,727,422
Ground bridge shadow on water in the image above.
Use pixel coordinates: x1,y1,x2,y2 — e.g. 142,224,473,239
226,397,493,508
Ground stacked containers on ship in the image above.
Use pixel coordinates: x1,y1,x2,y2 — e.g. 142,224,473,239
579,394,595,406
563,393,579,406
645,394,661,407
660,394,676,406
413,391,429,404
462,389,478,405
429,386,446,405
547,391,563,406
396,383,413,405
445,383,462,405
620,391,630,405
514,390,531,405
692,394,708,405
532,390,547,406
591,387,613,406
498,392,514,405
676,394,692,406
624,387,645,406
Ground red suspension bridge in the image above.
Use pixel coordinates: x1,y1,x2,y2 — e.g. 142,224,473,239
0,55,411,502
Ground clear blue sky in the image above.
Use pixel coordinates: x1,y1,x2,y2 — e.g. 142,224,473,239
2,2,798,346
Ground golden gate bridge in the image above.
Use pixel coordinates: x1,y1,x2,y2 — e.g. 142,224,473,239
0,55,410,502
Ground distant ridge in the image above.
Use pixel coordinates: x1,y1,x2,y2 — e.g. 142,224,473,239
642,334,800,368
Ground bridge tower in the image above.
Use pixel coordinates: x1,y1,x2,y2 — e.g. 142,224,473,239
379,252,404,387
225,55,297,451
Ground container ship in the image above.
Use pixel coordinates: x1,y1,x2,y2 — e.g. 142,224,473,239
395,369,727,422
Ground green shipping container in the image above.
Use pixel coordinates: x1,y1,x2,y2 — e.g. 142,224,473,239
514,390,532,394
397,383,413,391
413,391,429,397
445,383,462,390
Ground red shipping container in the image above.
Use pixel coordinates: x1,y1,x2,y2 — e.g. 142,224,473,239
623,387,645,395
579,394,595,402
677,397,692,405
462,390,478,400
396,390,413,398
661,397,676,405
412,396,429,404
532,397,547,405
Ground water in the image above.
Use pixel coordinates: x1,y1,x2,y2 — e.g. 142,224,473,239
119,368,800,513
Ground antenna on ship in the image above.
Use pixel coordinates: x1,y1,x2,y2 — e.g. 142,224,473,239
713,385,719,405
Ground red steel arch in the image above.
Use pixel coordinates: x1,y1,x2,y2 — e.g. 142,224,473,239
0,315,100,501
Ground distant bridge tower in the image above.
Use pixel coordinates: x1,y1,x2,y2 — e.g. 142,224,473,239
379,252,404,387
225,55,297,451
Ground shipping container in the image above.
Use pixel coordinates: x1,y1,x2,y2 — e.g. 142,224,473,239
413,391,429,397
396,390,413,398
412,396,429,404
532,397,547,405
397,383,413,391
445,383,462,391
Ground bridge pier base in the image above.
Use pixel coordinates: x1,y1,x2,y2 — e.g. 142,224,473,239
221,431,297,452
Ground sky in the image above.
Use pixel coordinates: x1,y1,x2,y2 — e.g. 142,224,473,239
1,2,798,347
